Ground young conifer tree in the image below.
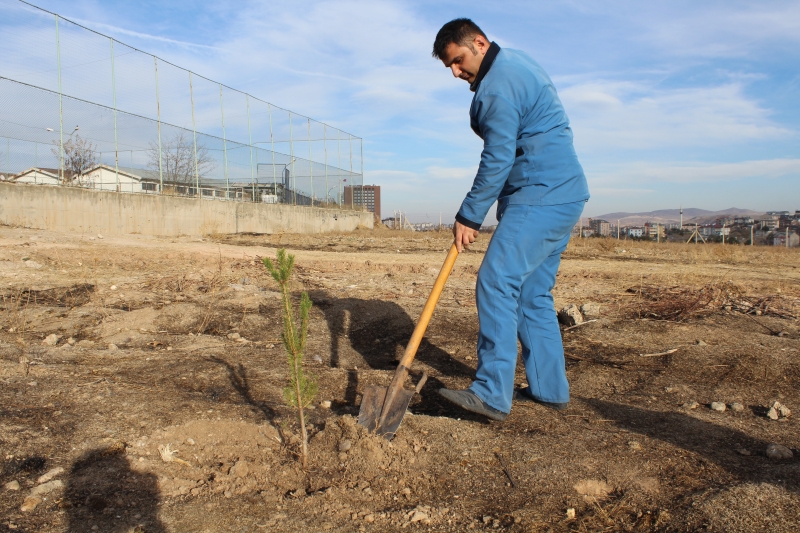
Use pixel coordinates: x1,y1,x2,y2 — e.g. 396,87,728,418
263,249,317,468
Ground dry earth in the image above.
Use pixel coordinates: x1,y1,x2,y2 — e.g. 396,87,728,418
1,226,799,532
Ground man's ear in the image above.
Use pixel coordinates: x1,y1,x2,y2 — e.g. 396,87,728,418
474,34,489,52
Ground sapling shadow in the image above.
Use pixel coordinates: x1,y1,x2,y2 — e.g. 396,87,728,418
263,249,318,469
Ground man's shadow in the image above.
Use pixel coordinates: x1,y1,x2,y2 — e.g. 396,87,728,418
66,447,165,533
584,398,799,493
310,291,482,419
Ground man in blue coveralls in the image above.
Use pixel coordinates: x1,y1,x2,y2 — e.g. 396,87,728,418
433,19,590,421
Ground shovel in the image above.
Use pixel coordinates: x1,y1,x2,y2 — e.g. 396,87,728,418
358,243,460,439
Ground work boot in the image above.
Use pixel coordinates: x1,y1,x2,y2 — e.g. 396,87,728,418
513,387,569,411
437,388,507,421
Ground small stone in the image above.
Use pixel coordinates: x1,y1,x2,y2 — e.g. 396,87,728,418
730,403,744,412
37,467,64,484
401,487,412,496
30,479,63,497
67,337,76,345
186,438,195,446
97,234,104,239
557,304,583,327
778,404,791,417
338,439,352,452
320,400,332,409
227,332,241,340
20,496,42,512
42,333,60,346
696,340,707,346
736,448,751,456
628,440,642,451
108,343,118,351
710,402,726,412
110,285,117,290
765,443,793,461
229,460,249,478
5,480,20,491
566,508,576,519
580,302,601,319
409,511,429,523
364,514,375,523
767,407,780,420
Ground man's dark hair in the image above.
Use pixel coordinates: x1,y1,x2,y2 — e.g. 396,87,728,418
432,18,488,59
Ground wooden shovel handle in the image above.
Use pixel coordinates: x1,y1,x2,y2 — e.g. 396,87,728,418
377,243,460,432
397,243,460,369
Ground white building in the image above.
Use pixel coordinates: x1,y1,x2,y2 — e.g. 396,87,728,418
12,168,62,185
627,227,644,238
79,164,159,193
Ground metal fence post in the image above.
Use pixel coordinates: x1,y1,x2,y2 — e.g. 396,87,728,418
110,38,119,191
337,130,341,209
349,134,353,209
219,84,229,199
55,14,64,185
289,112,295,205
268,104,276,201
360,138,364,213
246,94,255,202
308,118,313,205
154,57,163,193
189,72,199,196
323,124,328,206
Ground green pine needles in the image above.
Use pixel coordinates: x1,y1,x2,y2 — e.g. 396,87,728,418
263,248,317,468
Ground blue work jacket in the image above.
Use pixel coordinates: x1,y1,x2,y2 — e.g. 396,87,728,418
455,43,590,230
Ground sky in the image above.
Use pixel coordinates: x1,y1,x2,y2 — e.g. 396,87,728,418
2,0,799,221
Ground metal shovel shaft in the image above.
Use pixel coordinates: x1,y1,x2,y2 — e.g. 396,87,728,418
374,243,460,433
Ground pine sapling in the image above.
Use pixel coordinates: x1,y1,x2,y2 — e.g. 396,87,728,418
263,249,317,468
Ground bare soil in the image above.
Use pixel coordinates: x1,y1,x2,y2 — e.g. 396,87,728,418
1,227,799,532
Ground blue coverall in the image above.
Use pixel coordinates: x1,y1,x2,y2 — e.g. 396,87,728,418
454,42,590,414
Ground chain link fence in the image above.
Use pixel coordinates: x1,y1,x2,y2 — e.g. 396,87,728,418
0,0,364,209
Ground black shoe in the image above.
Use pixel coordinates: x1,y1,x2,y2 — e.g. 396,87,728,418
437,388,508,421
513,387,569,411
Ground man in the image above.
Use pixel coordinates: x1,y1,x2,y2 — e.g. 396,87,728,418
433,19,589,421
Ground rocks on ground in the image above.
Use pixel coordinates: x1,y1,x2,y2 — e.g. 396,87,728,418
765,443,793,461
557,304,583,326
767,401,791,420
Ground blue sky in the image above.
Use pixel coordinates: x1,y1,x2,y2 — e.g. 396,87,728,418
4,0,800,221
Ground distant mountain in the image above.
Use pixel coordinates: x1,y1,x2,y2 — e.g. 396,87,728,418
590,208,764,226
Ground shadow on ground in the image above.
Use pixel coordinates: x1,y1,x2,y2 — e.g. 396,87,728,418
66,448,165,533
584,398,799,494
311,292,487,422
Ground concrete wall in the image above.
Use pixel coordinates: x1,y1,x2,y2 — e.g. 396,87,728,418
0,182,373,236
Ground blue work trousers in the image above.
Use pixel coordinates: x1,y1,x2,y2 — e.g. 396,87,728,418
469,201,585,413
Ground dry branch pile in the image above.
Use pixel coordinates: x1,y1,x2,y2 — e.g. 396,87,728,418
625,283,798,321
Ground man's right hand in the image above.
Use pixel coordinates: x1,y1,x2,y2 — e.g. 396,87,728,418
453,220,479,253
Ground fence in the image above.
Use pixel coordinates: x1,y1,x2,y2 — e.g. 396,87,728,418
0,0,364,210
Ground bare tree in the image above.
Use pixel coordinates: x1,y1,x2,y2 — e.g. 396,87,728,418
51,134,98,183
147,131,215,187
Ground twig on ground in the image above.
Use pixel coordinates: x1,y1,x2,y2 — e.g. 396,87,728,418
639,348,678,357
563,319,598,332
494,452,516,488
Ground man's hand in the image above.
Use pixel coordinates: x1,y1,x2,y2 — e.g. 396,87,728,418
453,221,479,253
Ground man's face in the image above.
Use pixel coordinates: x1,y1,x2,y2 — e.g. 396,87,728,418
440,35,489,84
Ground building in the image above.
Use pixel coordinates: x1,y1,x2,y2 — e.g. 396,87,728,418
344,185,380,219
773,231,800,247
627,227,645,238
589,218,611,237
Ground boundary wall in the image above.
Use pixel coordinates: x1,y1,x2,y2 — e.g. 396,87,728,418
0,183,373,236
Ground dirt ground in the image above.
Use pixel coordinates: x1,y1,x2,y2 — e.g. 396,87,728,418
1,226,799,533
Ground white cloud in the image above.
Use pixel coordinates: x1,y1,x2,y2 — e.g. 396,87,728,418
590,158,800,185
562,81,794,153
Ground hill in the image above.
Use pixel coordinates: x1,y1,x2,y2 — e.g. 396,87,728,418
590,208,764,226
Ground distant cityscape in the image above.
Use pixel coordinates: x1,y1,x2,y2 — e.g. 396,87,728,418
576,209,800,247
380,207,800,247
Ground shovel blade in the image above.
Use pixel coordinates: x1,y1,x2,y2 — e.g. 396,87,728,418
358,385,414,439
